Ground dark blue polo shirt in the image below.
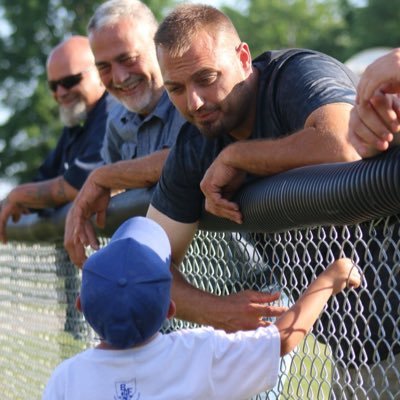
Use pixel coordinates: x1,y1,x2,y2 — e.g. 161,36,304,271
35,92,115,189
151,49,358,223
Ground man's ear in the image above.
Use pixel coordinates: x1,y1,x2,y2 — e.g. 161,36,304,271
167,300,176,319
75,295,82,312
237,42,252,72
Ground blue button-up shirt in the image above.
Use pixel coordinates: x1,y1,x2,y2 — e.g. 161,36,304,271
101,91,185,163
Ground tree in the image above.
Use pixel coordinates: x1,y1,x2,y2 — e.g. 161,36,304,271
348,0,400,53
223,0,353,62
0,0,174,184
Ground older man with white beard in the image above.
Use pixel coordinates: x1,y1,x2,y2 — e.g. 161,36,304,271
0,35,113,243
63,0,186,265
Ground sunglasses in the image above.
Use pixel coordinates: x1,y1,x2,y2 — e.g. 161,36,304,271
48,72,84,92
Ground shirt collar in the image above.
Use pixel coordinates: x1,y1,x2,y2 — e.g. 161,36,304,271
118,90,172,126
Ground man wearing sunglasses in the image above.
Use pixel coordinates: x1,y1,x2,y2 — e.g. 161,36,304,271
0,35,113,243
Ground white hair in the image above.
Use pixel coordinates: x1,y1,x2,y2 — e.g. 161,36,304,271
87,0,158,34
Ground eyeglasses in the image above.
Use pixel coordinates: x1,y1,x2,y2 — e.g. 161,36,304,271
48,67,92,92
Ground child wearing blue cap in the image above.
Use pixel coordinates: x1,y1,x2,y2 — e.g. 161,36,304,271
43,216,361,400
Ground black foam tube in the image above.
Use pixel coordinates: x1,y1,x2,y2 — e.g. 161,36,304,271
200,146,400,232
6,147,400,241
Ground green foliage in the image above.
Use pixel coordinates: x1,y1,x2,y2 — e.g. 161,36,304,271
0,0,174,183
349,0,400,52
223,0,399,64
223,0,353,61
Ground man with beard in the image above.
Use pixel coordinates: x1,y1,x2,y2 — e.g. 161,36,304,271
145,3,362,330
63,0,186,262
68,3,362,329
0,35,111,243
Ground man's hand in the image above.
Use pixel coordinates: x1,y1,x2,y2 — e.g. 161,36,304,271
0,196,30,243
199,290,288,332
64,175,111,267
349,92,400,158
200,152,246,224
357,48,400,103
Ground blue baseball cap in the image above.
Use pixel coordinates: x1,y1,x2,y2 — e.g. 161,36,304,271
80,216,172,349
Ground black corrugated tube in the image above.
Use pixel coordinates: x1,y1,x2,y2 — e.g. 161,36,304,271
200,146,400,233
7,146,400,240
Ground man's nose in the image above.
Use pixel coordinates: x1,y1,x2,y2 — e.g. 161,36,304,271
187,88,205,112
112,64,130,86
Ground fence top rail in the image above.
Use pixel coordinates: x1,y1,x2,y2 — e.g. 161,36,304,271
6,146,400,243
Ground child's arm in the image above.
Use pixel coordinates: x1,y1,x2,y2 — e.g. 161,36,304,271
274,258,361,356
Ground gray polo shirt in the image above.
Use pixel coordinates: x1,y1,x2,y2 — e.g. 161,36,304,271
101,91,185,163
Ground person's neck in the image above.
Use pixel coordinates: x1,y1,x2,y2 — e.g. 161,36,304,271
95,333,159,350
229,67,259,141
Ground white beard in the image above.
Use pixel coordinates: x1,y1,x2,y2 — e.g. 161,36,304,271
59,99,88,127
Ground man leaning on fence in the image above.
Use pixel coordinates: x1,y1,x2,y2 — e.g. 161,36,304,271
145,4,360,329
69,2,361,327
63,0,185,258
0,35,113,243
65,4,400,399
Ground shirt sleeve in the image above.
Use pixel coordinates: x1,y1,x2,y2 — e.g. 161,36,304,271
162,108,187,149
273,51,358,132
100,107,127,164
42,364,67,400
150,124,206,223
210,325,281,399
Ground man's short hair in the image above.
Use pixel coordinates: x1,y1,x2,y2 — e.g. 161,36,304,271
154,4,240,58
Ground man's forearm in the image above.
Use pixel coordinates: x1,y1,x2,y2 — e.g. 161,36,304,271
170,266,219,325
221,104,360,176
7,177,77,209
92,149,170,190
221,129,356,176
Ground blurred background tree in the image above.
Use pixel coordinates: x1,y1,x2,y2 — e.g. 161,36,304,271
346,0,400,52
1,0,400,185
0,0,174,185
224,0,353,60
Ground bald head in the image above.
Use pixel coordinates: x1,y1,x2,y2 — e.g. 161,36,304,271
46,36,105,125
47,36,96,76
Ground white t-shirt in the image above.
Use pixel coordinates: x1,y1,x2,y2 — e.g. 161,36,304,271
43,325,280,400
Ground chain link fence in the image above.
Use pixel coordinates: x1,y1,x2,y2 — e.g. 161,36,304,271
1,150,400,400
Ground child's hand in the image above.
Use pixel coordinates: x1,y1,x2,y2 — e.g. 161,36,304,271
324,258,362,295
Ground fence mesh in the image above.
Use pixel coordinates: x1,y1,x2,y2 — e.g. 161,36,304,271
0,216,399,399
